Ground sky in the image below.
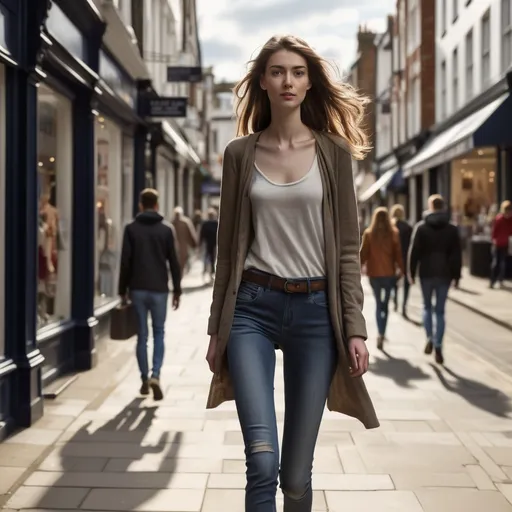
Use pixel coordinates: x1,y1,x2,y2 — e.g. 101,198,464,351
196,0,396,83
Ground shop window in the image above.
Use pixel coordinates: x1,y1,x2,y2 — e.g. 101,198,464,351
36,84,73,330
94,115,122,306
121,134,134,228
0,65,5,356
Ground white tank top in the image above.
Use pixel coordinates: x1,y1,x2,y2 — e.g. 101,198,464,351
244,156,326,279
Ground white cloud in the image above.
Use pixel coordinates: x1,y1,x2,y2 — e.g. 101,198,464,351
197,0,395,82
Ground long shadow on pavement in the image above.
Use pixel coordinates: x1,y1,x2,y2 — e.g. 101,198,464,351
32,397,182,510
430,364,512,418
371,350,431,388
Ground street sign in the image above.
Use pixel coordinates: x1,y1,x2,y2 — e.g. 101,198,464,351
146,97,188,117
167,66,203,83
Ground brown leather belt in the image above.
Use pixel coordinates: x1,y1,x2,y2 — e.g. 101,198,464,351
241,269,327,293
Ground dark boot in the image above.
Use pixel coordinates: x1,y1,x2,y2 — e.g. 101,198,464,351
377,335,384,350
149,377,164,401
435,347,444,364
424,339,433,355
140,379,150,395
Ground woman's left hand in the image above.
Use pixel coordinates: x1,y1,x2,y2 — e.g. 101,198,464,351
348,337,369,377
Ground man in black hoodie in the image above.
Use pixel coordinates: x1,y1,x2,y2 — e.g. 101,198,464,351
118,188,182,400
408,194,462,364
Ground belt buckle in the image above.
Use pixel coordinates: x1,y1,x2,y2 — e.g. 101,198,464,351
284,279,302,293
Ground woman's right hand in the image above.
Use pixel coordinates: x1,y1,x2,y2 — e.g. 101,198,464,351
206,334,218,373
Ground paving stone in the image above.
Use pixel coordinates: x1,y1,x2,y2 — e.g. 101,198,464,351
5,486,89,509
498,484,512,505
37,455,108,472
4,428,64,446
384,432,461,446
312,474,394,491
325,490,423,511
104,456,223,473
0,444,48,468
485,447,512,466
222,460,246,474
24,470,208,489
0,467,26,494
466,464,496,490
81,488,205,511
415,488,512,511
390,471,475,490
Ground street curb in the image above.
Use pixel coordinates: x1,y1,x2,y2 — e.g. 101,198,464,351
448,296,512,332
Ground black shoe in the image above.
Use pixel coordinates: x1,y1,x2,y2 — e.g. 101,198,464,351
435,347,444,365
140,379,150,395
377,335,384,350
424,339,433,355
149,377,164,401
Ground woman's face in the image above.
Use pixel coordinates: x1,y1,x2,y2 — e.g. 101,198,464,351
260,49,311,109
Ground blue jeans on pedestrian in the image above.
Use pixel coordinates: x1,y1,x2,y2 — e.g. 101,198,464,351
490,246,508,286
227,277,337,512
369,276,396,336
130,290,169,380
420,278,450,348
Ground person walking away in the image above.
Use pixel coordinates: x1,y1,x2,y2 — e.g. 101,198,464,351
490,200,512,289
118,188,182,401
171,206,197,275
360,207,404,350
408,194,462,364
204,35,379,512
199,208,218,281
390,204,413,318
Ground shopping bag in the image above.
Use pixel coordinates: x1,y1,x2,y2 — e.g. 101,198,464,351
110,302,138,340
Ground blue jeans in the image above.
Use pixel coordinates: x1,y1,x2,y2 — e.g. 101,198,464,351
130,290,169,380
227,278,337,512
490,246,508,286
420,278,450,348
369,277,396,336
392,277,410,313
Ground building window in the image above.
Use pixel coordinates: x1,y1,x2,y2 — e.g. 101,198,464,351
36,84,73,330
482,10,491,88
452,47,459,111
453,0,458,21
441,59,447,119
407,2,419,52
95,116,122,306
465,29,474,100
0,65,5,356
502,0,512,72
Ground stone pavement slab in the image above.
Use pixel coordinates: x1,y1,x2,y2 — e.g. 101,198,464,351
2,263,512,511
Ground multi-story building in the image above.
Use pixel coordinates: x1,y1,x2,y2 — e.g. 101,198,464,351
199,79,237,210
403,0,512,225
358,16,408,211
0,0,208,439
346,26,378,226
389,0,436,223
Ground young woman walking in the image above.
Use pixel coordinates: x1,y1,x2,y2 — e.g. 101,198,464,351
360,207,404,350
205,35,379,512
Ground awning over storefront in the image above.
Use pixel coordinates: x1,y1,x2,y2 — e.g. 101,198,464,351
161,121,201,165
100,2,149,79
403,93,510,177
358,168,399,203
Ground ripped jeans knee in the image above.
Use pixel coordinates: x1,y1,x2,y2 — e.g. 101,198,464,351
246,440,279,490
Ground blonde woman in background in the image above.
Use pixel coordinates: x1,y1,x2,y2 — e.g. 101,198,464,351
360,207,404,349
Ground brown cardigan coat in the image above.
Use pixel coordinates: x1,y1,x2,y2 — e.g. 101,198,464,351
206,131,379,429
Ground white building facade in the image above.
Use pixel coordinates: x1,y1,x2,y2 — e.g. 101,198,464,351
404,0,512,234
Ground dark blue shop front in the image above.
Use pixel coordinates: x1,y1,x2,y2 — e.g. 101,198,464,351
0,0,151,440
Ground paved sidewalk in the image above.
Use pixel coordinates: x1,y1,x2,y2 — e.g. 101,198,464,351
448,269,512,330
2,271,512,511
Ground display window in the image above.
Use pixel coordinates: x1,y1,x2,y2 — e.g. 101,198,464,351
36,84,73,330
121,134,134,228
0,65,5,354
94,115,122,306
450,147,498,235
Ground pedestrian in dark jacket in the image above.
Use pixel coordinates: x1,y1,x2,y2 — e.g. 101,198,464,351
490,200,512,288
390,204,413,318
118,188,182,400
199,208,218,280
408,194,462,364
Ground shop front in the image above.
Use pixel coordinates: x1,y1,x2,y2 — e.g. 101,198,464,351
403,83,512,278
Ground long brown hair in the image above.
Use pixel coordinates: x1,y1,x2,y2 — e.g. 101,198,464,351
233,35,371,160
368,207,394,241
